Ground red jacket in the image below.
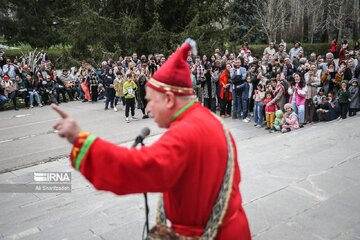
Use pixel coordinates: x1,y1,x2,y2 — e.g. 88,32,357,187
264,98,276,112
219,70,232,101
70,103,251,239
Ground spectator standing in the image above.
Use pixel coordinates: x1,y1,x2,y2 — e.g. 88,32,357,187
348,78,359,116
337,80,350,120
304,64,321,123
123,73,138,123
219,63,232,118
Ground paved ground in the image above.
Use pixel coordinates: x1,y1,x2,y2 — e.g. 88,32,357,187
0,101,359,240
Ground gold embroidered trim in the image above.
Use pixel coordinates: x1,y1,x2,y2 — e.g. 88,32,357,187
148,78,193,94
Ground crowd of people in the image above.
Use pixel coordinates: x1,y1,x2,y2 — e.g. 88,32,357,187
1,40,359,130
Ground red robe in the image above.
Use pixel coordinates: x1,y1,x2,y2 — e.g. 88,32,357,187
71,103,251,239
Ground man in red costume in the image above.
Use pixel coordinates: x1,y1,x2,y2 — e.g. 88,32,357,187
52,39,251,239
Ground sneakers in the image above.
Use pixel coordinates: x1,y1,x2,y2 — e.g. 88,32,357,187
114,107,118,112
30,105,34,108
242,119,250,123
39,104,43,107
131,116,138,121
256,125,262,128
142,114,149,119
125,117,130,123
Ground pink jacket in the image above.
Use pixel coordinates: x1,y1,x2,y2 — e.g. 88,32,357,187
288,85,307,106
282,112,299,130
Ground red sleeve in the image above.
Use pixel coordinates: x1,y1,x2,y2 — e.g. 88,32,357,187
77,129,189,195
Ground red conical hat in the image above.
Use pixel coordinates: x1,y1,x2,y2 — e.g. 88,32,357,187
146,38,197,96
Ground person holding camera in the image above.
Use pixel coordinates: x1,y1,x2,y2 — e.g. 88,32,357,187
200,64,218,113
2,58,18,82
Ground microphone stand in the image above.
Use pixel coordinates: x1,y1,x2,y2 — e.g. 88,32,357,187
132,139,150,238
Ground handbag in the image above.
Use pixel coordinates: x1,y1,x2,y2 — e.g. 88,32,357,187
146,115,235,240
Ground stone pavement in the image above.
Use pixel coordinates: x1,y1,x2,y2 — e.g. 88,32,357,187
0,103,359,239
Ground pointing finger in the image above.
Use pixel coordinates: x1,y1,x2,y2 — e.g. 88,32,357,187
51,104,69,119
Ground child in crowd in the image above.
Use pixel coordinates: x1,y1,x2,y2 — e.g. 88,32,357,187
281,103,300,133
114,71,125,111
337,80,350,120
123,73,138,123
349,78,359,116
270,110,283,133
264,91,276,130
97,84,105,100
253,83,265,127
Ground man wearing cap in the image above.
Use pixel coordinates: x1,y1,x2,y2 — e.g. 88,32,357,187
52,39,251,240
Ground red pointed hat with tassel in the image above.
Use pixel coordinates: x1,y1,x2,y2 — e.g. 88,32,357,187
146,38,197,96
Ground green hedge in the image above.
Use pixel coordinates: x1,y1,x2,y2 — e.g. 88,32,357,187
5,42,333,68
242,43,331,58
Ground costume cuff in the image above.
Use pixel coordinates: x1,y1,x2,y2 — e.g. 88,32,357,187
70,132,96,171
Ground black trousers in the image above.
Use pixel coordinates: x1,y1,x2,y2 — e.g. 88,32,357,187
339,102,349,119
125,98,135,117
220,99,231,116
91,86,98,102
203,98,216,113
349,108,357,116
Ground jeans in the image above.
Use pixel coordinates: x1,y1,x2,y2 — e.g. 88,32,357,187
253,101,264,126
292,103,305,124
28,91,41,106
232,94,242,118
242,98,249,119
0,94,7,108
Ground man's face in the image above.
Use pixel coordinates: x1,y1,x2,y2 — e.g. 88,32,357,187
145,88,171,128
235,60,241,68
132,54,137,60
326,56,333,64
278,46,284,52
160,57,166,64
270,42,274,49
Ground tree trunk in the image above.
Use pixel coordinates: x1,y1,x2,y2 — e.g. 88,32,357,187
303,4,308,42
337,1,344,39
354,0,360,40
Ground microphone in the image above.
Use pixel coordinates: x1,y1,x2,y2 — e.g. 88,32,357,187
132,127,151,147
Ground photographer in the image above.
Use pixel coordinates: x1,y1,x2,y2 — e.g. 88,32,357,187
200,64,218,113
148,56,158,76
191,56,204,103
2,58,18,82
